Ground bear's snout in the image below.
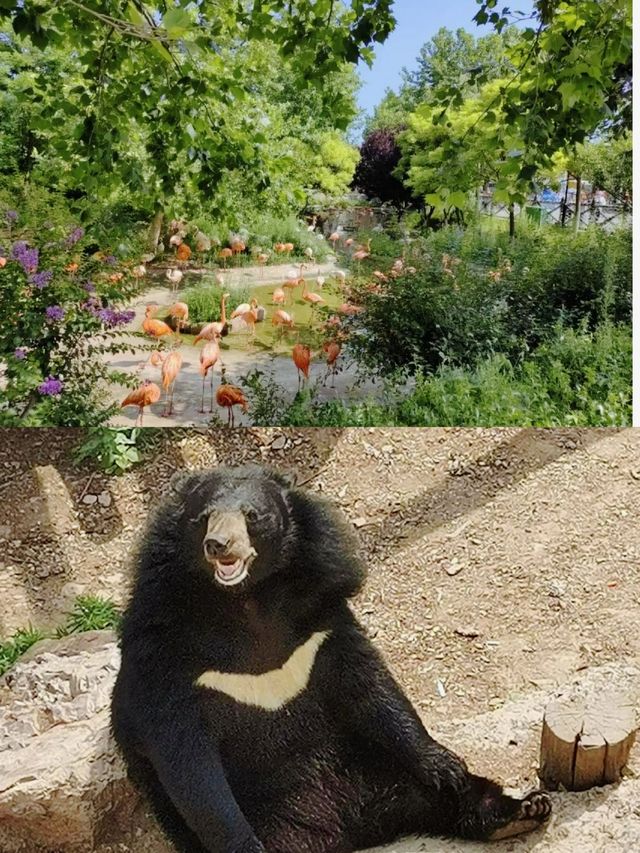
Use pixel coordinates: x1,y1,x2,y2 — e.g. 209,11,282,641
204,532,230,559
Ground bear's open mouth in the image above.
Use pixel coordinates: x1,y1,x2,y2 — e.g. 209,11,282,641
213,554,253,587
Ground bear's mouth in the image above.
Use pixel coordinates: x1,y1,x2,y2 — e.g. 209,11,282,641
212,553,255,587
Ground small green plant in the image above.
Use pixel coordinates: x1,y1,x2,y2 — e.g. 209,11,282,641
74,427,143,474
0,626,45,677
57,595,122,636
183,283,251,325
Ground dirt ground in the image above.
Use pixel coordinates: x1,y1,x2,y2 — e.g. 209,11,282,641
1,427,639,851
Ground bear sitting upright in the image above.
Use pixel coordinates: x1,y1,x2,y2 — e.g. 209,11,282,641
111,465,551,853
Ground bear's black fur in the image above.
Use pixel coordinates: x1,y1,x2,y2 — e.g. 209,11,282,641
111,465,551,853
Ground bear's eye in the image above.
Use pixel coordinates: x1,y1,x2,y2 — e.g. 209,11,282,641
245,508,259,523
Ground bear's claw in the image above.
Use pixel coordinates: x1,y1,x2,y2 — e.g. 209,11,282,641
487,790,552,841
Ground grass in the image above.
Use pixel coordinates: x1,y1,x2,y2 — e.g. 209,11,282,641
0,627,45,677
0,595,122,676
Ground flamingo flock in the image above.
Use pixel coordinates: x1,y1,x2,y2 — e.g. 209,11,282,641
118,225,390,425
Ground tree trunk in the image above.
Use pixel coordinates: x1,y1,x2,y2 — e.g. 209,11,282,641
508,203,515,238
540,691,636,791
561,171,570,226
574,175,582,232
147,207,164,254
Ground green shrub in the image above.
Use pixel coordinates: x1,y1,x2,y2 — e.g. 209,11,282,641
183,283,251,325
242,322,631,427
349,222,631,376
57,596,122,636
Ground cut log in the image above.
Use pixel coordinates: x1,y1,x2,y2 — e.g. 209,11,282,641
540,691,637,791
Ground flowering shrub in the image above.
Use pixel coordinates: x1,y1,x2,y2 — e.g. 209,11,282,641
0,211,142,425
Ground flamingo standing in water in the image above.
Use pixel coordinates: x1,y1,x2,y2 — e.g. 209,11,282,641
301,278,324,323
160,350,182,416
194,292,230,343
120,380,161,426
323,341,341,387
231,298,258,343
199,339,221,413
216,367,248,426
142,305,174,340
272,286,286,305
292,343,311,389
272,308,294,338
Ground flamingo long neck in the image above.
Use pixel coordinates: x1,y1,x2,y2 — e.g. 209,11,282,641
302,277,308,298
220,294,227,325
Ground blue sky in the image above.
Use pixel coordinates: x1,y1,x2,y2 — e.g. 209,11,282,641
357,0,531,117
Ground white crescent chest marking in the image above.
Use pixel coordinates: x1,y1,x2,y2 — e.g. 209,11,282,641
196,631,330,711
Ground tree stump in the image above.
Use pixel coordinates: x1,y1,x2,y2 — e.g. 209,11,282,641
540,691,637,791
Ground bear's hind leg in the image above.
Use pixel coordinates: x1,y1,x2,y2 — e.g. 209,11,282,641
455,773,552,841
126,752,210,853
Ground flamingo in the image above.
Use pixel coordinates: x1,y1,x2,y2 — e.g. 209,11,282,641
301,278,325,322
166,268,183,294
339,303,363,315
195,231,212,254
307,215,318,232
169,234,183,248
353,239,371,269
218,247,233,268
316,275,325,289
160,350,182,416
344,238,354,250
304,247,315,262
323,341,341,388
272,308,294,339
238,301,259,343
120,380,161,426
199,339,221,413
282,242,294,257
142,305,174,340
230,297,257,321
334,269,347,287
257,252,269,277
194,292,230,343
169,302,189,337
132,263,146,279
216,367,248,426
282,264,305,304
328,232,340,250
272,286,286,305
215,271,226,287
292,343,311,389
176,243,191,263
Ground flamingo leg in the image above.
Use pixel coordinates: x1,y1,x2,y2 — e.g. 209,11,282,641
137,406,143,427
209,372,214,414
331,367,336,389
200,375,206,413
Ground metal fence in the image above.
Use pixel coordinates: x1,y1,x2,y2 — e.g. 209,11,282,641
479,195,631,231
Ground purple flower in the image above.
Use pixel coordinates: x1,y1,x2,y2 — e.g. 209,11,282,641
38,376,64,396
82,280,96,293
29,270,53,289
65,227,85,247
14,347,27,360
97,308,136,328
5,210,18,224
104,254,117,265
11,241,39,274
45,305,65,322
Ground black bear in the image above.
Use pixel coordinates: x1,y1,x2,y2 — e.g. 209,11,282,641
111,465,551,853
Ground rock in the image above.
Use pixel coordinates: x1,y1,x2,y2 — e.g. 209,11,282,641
82,494,97,506
98,492,112,508
0,631,135,852
270,435,286,451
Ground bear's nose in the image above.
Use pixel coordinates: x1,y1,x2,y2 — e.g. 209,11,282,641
204,533,230,558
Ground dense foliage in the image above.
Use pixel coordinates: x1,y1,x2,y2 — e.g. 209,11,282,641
347,223,631,375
